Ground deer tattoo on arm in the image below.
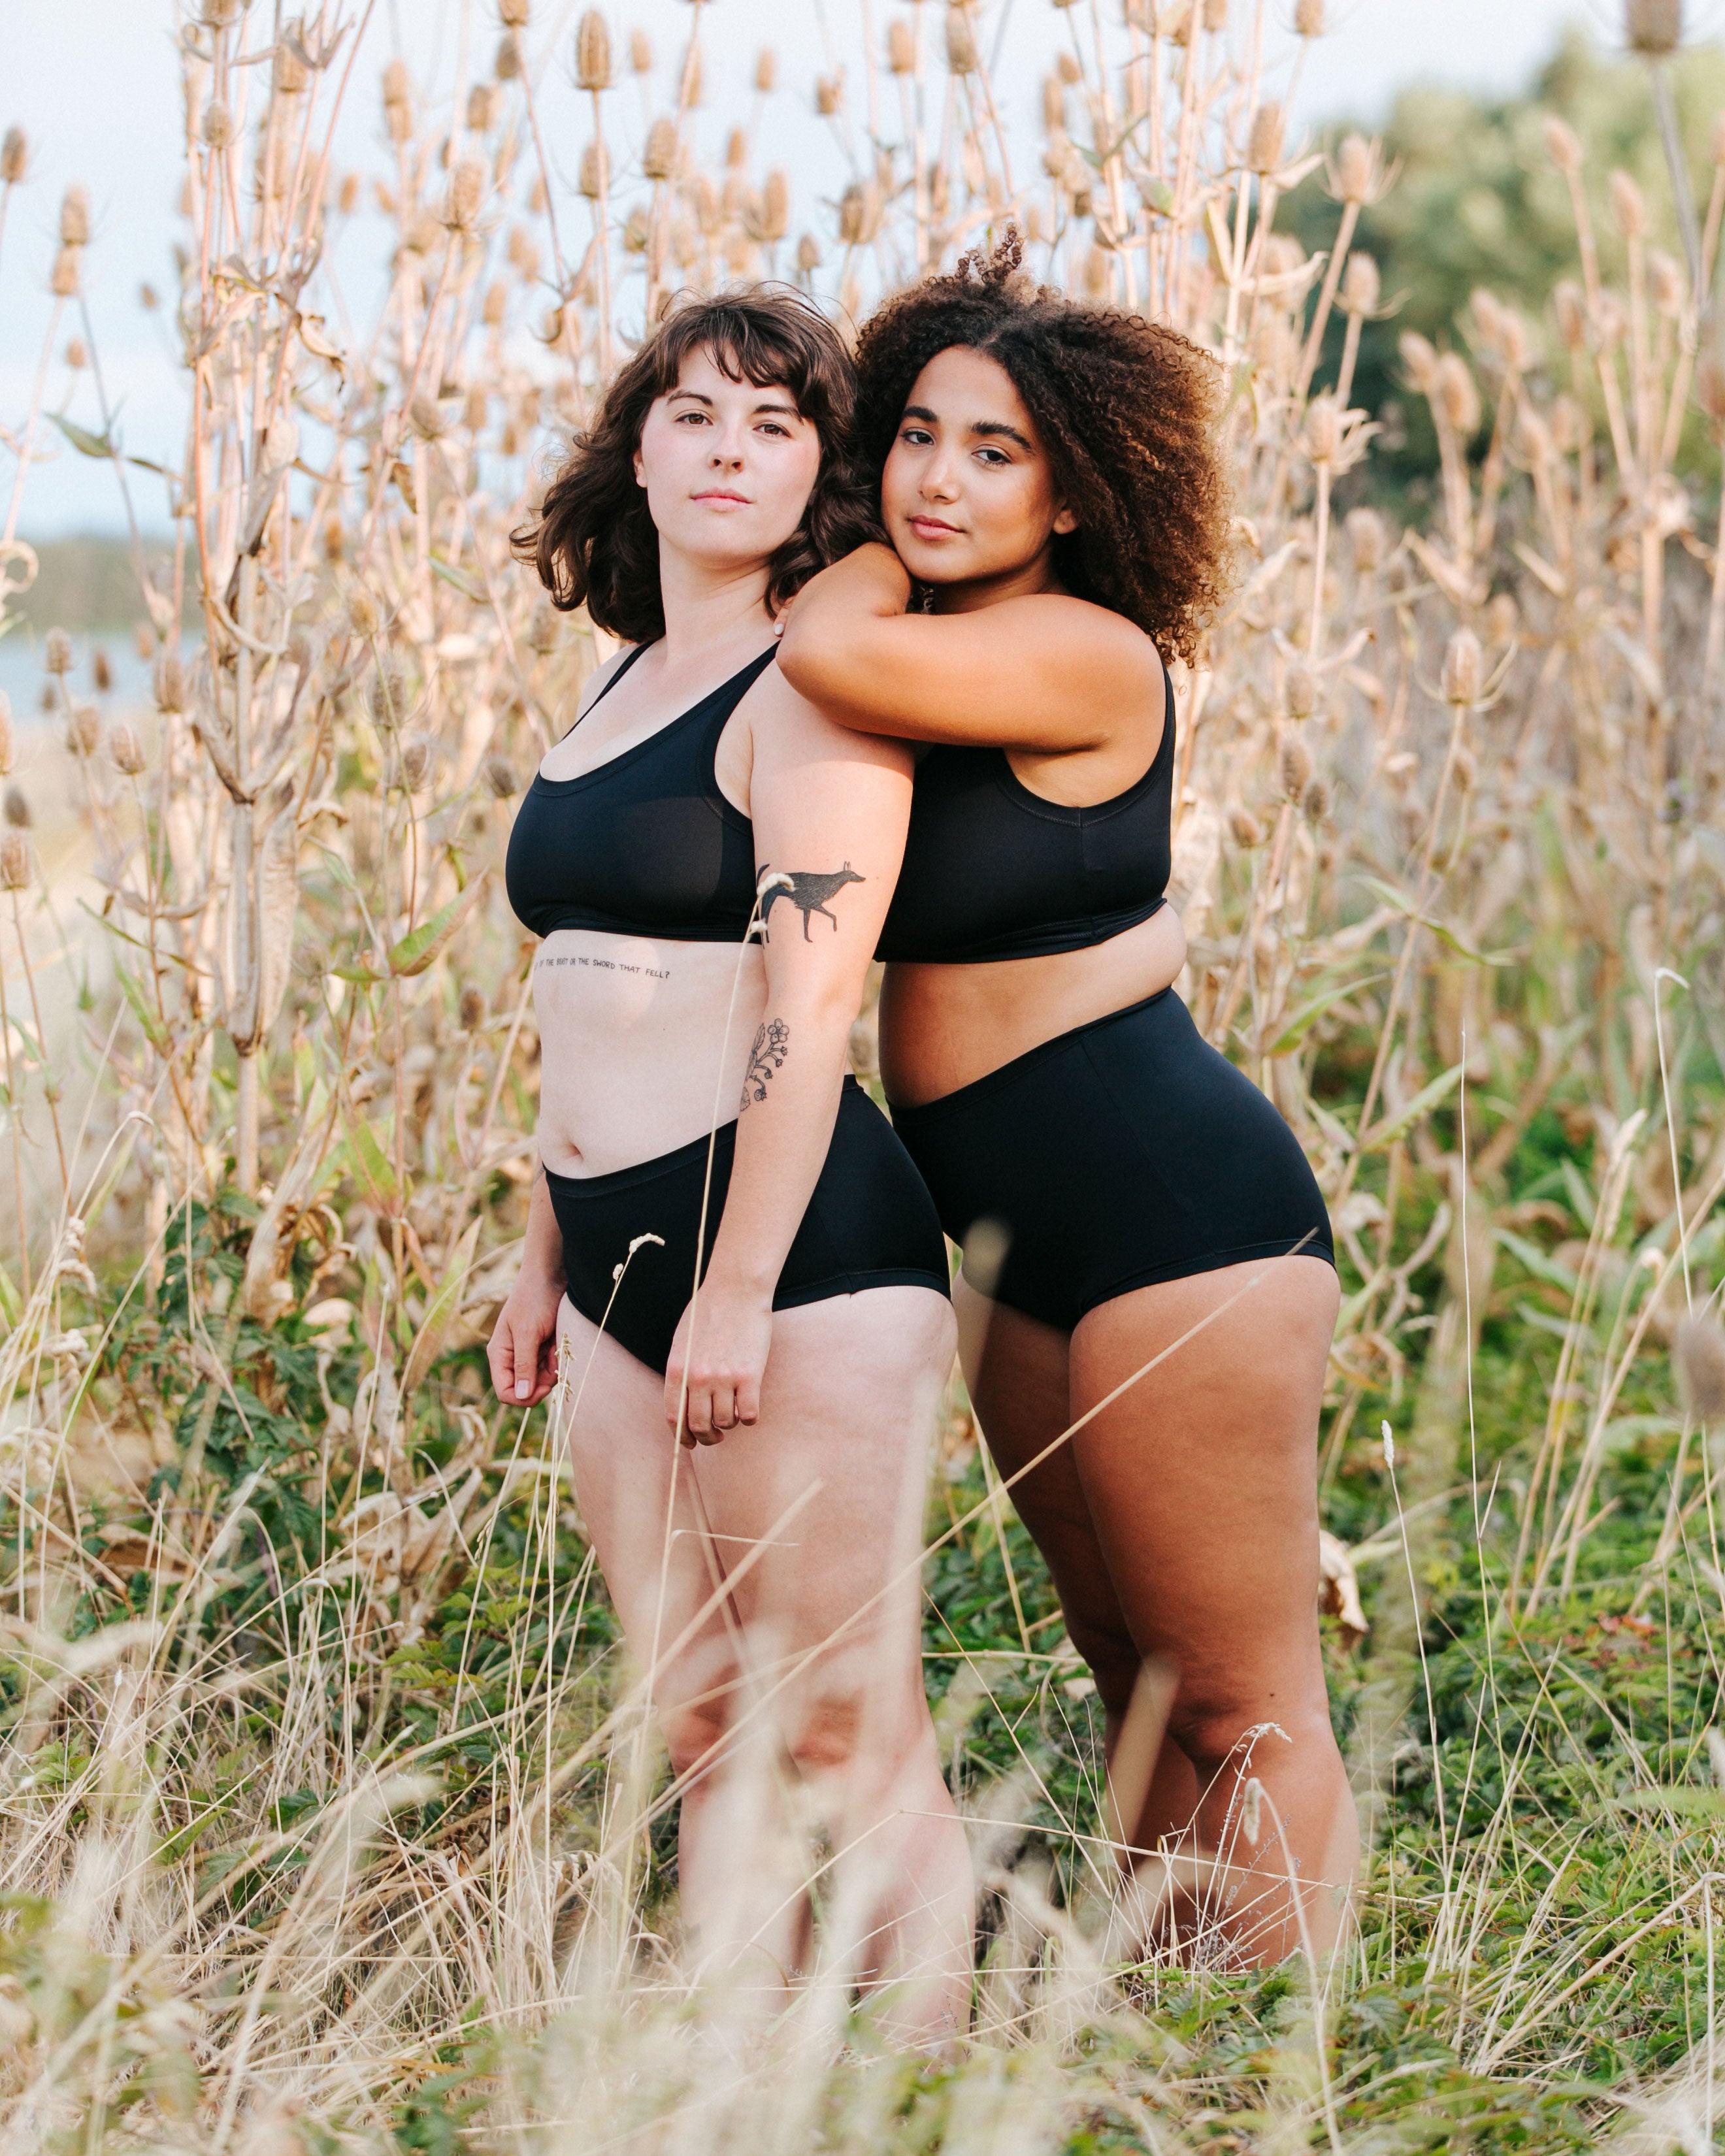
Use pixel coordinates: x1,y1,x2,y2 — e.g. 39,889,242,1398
757,863,866,941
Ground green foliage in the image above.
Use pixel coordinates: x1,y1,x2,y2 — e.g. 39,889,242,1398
1287,31,1725,504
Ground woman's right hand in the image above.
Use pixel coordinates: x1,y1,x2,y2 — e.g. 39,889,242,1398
487,1266,565,1407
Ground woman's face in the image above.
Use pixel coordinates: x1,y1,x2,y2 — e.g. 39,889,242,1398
633,344,822,572
881,344,1075,588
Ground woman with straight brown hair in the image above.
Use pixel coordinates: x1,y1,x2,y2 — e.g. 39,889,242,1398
781,241,1355,1968
490,289,971,2040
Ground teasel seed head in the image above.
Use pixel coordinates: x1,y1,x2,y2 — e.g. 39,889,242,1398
1334,131,1376,204
525,602,561,656
643,116,678,180
1304,395,1341,465
484,753,518,800
1552,278,1587,350
1609,166,1646,240
89,646,110,694
4,782,29,829
482,277,507,327
0,696,11,776
815,74,842,118
274,34,309,95
629,28,652,72
1303,776,1332,822
1626,0,1683,57
467,82,499,132
67,704,101,759
1347,505,1387,572
109,721,146,777
1,126,26,188
1649,247,1685,316
399,734,436,792
1675,1315,1725,1422
762,169,790,242
201,0,244,24
153,655,188,713
1295,0,1324,33
1204,0,1229,27
50,245,81,298
500,0,531,21
345,587,382,642
0,828,32,892
1285,662,1320,721
44,628,74,678
459,985,487,1031
1398,329,1438,393
1442,627,1484,706
1435,351,1482,438
1279,730,1315,800
370,662,408,732
945,12,978,73
408,393,448,440
494,33,522,80
384,57,414,135
1485,592,1520,645
1246,103,1285,176
444,155,487,230
755,47,778,93
579,139,610,200
59,184,90,248
890,20,917,73
1544,113,1583,174
576,10,612,90
1341,250,1380,315
1228,804,1265,847
795,232,821,274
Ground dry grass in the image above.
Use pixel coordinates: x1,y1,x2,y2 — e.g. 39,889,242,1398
1,1,1724,2149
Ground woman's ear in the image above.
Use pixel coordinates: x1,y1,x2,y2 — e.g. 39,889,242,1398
633,448,646,488
1053,504,1079,536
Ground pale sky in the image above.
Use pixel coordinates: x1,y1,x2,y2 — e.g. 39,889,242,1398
0,0,1644,535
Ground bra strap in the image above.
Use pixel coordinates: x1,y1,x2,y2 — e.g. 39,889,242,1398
561,638,653,740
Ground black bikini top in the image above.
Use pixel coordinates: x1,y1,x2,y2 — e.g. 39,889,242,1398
504,642,774,943
876,668,1175,964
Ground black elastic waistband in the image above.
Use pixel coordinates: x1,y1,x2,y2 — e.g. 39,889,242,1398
887,988,1177,1128
543,1074,862,1196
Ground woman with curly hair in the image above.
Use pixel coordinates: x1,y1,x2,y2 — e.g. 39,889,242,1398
778,242,1353,1966
490,290,971,2040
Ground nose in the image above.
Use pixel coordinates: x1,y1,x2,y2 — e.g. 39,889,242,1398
919,448,959,502
708,422,746,469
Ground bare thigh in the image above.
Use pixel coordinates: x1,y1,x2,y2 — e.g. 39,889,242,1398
556,1285,957,1765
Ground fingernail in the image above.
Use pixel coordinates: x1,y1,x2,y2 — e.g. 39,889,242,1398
516,1379,530,1399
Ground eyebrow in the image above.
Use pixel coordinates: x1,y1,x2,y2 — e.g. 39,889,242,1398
902,402,1034,452
666,387,801,417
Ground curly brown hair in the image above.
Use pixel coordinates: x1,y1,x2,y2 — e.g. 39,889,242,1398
514,287,879,645
853,234,1231,666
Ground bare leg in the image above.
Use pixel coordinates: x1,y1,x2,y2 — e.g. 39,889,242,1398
556,1285,973,2046
955,1261,1356,1966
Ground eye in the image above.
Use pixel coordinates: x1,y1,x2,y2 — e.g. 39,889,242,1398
973,445,1012,467
757,420,791,438
899,425,934,446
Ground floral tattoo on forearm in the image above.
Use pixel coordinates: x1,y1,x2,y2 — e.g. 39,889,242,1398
740,1018,790,1110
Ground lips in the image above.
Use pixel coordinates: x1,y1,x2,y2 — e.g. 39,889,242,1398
693,491,751,505
908,516,961,537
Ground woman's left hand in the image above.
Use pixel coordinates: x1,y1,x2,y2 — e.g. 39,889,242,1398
665,1284,774,1446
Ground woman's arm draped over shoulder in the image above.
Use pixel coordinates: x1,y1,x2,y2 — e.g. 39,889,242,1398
777,542,1160,755
665,664,915,1441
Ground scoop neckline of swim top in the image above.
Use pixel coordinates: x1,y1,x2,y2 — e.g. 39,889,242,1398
531,641,776,795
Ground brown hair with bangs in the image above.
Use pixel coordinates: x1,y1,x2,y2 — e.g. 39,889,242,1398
854,234,1231,667
514,287,878,645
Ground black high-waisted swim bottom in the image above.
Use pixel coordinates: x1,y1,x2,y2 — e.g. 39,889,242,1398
887,988,1334,1334
544,1075,951,1373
